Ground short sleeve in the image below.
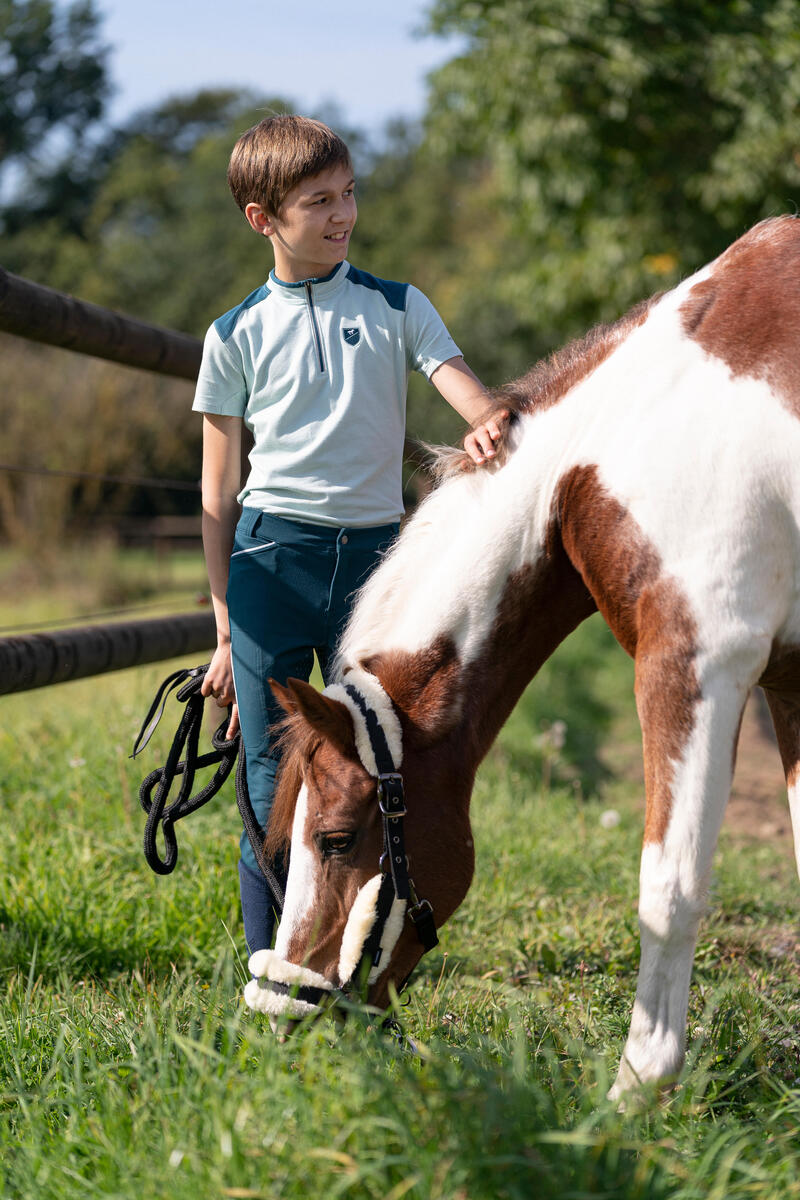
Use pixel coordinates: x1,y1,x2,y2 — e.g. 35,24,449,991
403,285,461,379
192,324,247,416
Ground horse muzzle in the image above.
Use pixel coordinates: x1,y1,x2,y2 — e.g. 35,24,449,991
243,873,409,1025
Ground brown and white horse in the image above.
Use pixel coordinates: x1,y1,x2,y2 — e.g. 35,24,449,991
244,217,800,1099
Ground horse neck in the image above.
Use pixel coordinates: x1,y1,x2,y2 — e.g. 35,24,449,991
347,524,596,788
450,531,596,770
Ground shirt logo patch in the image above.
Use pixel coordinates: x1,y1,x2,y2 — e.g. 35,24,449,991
342,326,360,346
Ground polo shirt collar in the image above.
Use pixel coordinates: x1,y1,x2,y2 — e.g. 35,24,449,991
268,261,349,302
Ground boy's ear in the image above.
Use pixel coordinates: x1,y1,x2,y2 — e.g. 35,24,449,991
244,202,273,237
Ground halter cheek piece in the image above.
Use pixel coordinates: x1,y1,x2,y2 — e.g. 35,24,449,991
337,682,439,982
245,676,439,1017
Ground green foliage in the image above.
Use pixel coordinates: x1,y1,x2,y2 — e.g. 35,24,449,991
0,0,111,234
425,0,800,353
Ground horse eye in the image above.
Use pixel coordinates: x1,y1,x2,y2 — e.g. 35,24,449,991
317,831,356,858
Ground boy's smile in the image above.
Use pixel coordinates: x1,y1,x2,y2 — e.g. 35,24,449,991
245,164,357,283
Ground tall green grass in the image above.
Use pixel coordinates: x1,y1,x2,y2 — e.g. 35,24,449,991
2,615,799,1198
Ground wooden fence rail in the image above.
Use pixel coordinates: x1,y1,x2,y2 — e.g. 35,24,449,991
0,613,216,696
0,265,202,379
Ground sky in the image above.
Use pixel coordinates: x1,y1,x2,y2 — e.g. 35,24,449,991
97,0,464,136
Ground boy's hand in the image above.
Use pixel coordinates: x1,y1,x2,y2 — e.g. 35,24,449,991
202,642,239,739
464,408,510,466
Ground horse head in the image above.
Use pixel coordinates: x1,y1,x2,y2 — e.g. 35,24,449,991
243,661,476,1024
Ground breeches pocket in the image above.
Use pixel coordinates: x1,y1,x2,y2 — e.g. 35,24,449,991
230,540,278,559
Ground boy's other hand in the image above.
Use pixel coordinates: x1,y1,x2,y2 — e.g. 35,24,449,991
202,642,240,739
464,408,510,466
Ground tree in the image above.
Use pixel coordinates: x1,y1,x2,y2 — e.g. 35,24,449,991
0,0,111,233
424,0,800,358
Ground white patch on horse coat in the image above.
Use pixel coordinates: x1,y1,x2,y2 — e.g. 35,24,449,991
337,874,407,986
323,670,403,774
273,784,317,962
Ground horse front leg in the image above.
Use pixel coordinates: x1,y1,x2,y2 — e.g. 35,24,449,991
609,650,755,1102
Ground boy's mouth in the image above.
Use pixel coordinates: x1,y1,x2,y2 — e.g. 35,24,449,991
325,231,349,243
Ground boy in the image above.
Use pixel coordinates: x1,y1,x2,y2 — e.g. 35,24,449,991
193,115,504,954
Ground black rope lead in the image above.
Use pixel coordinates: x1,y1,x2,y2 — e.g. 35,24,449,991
132,664,285,908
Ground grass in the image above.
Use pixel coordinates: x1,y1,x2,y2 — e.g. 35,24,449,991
1,588,799,1198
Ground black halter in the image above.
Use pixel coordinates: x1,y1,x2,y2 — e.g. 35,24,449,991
342,683,439,968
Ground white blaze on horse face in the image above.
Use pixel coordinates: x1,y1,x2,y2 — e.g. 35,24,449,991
274,784,317,962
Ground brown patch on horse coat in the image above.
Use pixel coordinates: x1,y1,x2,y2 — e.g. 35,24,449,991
361,635,463,746
555,465,701,844
460,553,597,766
680,216,800,417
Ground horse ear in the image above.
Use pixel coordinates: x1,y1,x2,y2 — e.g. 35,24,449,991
269,677,357,759
360,639,462,746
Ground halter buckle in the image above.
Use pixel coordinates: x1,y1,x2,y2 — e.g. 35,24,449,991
377,773,406,817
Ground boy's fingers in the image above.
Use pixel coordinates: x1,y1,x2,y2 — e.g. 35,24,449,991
474,427,497,457
227,704,240,740
464,432,485,463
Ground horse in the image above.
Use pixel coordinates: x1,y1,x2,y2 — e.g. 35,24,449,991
243,216,800,1100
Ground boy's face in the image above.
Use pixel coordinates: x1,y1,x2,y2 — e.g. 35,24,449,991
246,164,357,282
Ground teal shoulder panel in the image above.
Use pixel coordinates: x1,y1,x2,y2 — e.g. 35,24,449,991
214,284,271,343
345,266,408,312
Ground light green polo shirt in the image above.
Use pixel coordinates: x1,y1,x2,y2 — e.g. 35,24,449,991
192,261,460,527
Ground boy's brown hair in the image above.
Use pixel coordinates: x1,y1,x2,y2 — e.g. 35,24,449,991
227,115,352,218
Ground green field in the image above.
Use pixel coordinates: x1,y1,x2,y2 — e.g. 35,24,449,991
2,612,799,1199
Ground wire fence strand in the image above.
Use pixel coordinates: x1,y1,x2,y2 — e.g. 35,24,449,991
0,462,201,491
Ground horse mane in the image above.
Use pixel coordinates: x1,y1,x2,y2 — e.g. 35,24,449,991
428,293,660,479
263,714,320,858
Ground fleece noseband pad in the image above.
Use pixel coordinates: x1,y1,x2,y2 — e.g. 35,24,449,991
338,873,407,988
244,949,335,1018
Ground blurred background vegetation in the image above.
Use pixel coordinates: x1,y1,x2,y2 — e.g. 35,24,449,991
2,0,800,599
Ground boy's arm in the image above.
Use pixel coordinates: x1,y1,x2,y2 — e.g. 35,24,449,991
430,356,508,465
200,413,243,737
